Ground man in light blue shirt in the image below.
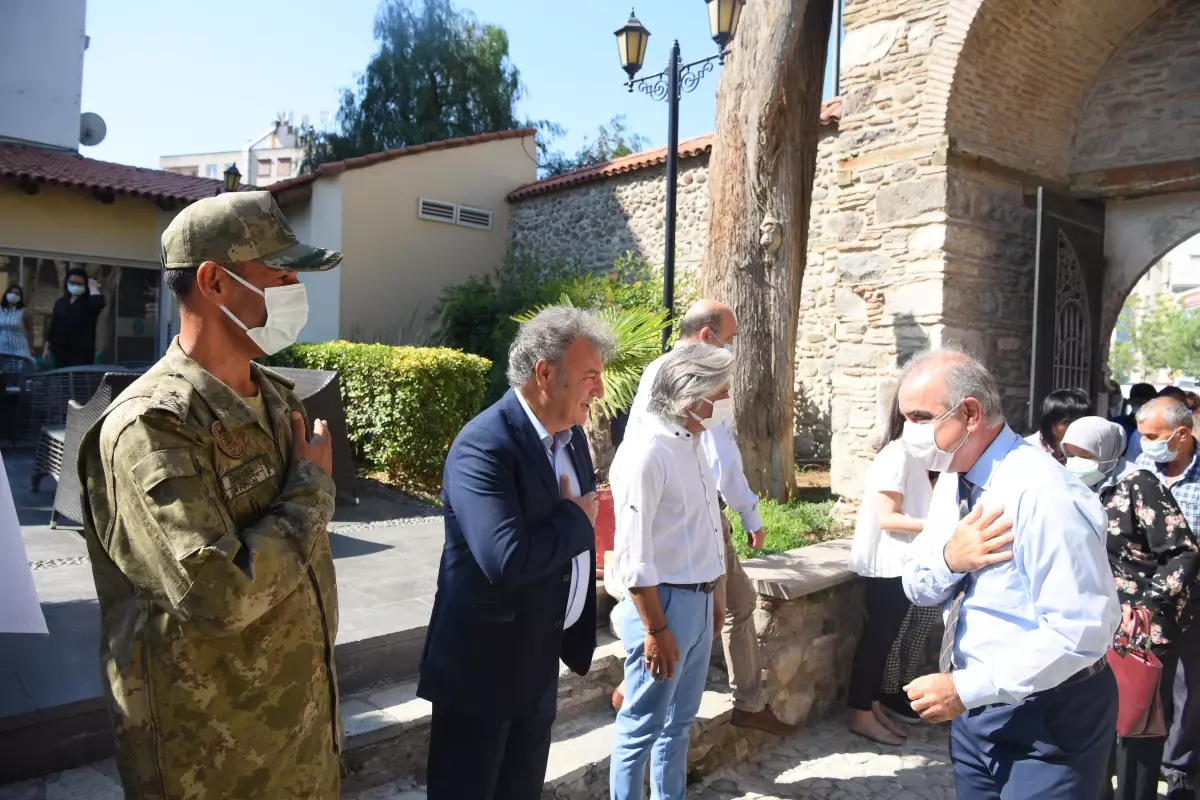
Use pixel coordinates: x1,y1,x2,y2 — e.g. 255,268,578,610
898,348,1120,799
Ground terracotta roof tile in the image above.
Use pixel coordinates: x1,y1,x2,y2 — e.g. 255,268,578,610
508,98,842,202
0,142,224,203
267,128,537,197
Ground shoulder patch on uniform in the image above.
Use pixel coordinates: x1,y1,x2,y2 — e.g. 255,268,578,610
147,376,193,423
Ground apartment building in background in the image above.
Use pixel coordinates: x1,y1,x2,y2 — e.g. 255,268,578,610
159,118,302,186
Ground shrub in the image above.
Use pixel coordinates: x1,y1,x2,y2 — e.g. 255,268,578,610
727,498,845,560
264,341,490,493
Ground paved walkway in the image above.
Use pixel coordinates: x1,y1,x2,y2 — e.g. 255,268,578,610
0,716,950,799
1,446,445,723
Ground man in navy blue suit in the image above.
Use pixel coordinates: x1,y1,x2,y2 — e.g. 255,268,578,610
418,306,614,800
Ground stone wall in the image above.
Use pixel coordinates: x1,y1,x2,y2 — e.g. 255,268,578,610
743,540,864,729
795,128,842,461
1072,0,1200,175
825,0,952,498
507,153,712,275
942,164,1038,427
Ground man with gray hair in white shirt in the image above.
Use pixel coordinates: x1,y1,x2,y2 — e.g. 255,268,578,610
613,299,794,736
608,342,732,800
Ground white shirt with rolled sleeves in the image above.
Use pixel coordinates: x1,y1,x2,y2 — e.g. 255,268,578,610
902,426,1121,709
624,350,762,532
610,415,726,589
513,389,589,630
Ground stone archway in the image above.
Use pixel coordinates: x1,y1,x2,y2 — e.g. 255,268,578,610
825,0,1198,498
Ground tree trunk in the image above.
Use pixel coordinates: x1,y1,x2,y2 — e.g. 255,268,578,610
585,412,616,485
701,0,834,501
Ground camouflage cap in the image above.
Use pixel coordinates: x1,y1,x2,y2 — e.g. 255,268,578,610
161,190,342,272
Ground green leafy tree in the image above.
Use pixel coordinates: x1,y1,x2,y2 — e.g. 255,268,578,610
539,116,651,178
301,0,553,171
1110,294,1200,381
1108,306,1137,383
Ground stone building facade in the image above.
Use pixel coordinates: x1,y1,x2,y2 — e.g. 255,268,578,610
510,0,1200,499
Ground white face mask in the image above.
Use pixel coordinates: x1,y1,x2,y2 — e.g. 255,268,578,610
218,266,308,356
4,293,19,305
67,283,86,296
901,403,968,473
689,396,731,431
1141,432,1180,464
711,332,735,356
1065,456,1107,487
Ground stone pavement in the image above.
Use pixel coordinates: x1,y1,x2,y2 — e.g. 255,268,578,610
0,716,951,800
686,716,953,800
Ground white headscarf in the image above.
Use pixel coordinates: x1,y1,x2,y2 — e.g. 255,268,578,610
1060,416,1139,492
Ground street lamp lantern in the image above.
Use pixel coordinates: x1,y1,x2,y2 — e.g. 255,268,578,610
615,2,741,351
223,164,242,193
614,10,651,80
705,0,745,51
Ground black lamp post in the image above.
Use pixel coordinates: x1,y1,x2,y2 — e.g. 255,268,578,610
615,1,745,351
223,164,242,193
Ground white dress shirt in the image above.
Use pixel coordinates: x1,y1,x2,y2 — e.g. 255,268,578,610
610,414,726,589
625,349,762,532
514,389,588,630
903,426,1121,709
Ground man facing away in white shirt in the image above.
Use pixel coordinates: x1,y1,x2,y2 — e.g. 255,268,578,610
613,299,795,736
608,343,732,800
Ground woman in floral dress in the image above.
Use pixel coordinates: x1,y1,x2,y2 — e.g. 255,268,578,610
1061,417,1200,800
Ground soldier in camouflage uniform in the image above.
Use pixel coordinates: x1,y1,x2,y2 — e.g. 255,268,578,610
78,191,344,799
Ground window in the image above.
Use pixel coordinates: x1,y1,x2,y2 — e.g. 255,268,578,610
164,166,198,176
258,159,272,178
205,164,218,178
277,158,292,178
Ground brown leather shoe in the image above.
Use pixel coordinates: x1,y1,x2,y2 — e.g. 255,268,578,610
611,686,624,712
730,706,797,736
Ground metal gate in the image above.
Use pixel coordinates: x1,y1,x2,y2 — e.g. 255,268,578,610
1028,188,1105,430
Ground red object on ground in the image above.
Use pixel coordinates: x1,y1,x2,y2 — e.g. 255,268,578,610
593,486,615,579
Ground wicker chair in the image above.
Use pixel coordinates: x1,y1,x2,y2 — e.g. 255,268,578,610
46,372,144,528
270,367,357,503
17,365,130,442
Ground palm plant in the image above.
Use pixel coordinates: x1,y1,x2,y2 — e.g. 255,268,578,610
512,295,667,420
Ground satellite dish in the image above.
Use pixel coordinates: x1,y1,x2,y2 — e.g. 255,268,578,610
79,112,107,147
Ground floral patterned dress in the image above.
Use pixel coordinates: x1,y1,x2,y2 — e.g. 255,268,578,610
1102,469,1200,652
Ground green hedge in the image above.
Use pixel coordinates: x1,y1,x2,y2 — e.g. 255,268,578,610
263,341,491,492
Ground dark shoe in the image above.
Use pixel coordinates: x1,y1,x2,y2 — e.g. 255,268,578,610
611,686,624,712
880,692,922,725
1165,774,1194,800
731,706,797,736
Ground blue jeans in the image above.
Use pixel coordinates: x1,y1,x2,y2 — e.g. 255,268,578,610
610,586,713,800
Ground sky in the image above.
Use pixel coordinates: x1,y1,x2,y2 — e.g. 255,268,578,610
81,0,840,169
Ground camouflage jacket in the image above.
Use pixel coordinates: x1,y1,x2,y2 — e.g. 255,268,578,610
78,340,341,800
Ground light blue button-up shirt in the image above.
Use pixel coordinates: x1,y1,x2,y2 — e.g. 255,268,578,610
514,389,588,630
903,426,1121,709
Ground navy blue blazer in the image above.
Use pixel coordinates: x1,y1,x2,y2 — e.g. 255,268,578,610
417,389,598,718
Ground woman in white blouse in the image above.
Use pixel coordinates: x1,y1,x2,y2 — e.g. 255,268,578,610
847,394,933,744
